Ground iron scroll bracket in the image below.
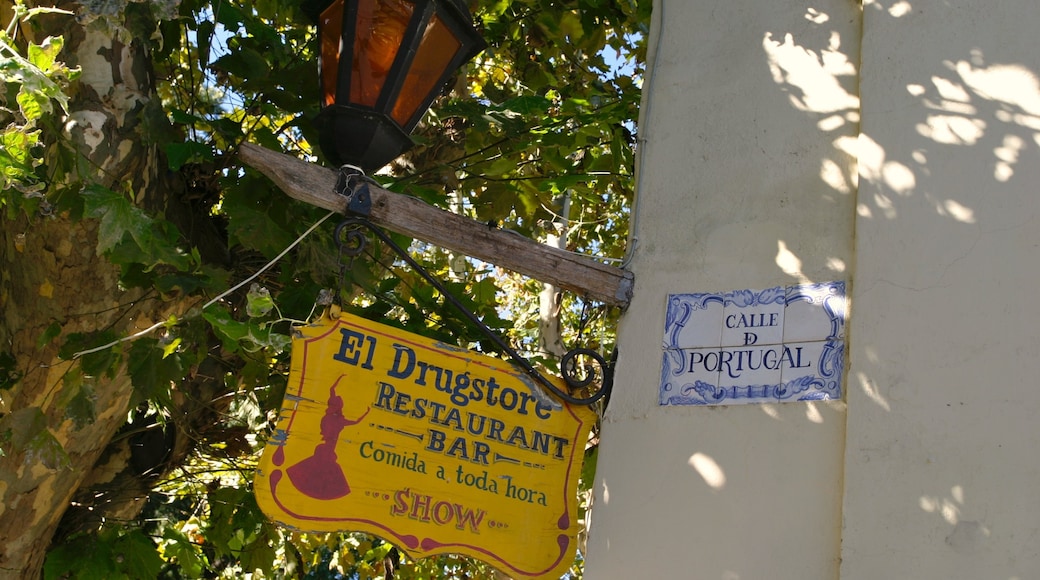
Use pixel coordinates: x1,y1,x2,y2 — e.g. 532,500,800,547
332,213,614,409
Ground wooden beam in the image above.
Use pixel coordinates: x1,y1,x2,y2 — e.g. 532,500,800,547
238,143,633,307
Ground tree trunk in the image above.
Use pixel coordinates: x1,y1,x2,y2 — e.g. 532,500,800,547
0,4,168,576
538,193,571,359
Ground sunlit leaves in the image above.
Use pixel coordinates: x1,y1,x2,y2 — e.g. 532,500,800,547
0,128,42,195
6,35,75,122
0,8,79,208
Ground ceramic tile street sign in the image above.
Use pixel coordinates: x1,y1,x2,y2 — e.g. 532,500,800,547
255,310,595,578
660,282,846,405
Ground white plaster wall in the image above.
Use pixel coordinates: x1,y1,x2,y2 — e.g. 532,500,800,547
841,1,1040,578
586,1,859,578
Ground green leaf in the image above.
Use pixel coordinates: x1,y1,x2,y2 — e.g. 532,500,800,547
0,128,40,175
24,422,72,470
497,95,552,116
1,407,46,449
202,306,248,349
153,271,210,295
205,486,254,557
485,154,520,176
83,185,192,271
37,321,62,350
58,370,97,429
82,185,151,254
79,342,119,378
162,528,205,577
203,306,290,353
247,325,291,353
162,337,182,359
363,541,393,561
27,36,63,72
563,10,586,40
165,140,214,171
524,66,557,92
209,115,248,141
471,277,499,306
580,444,599,492
219,188,294,258
238,522,277,573
213,2,247,29
113,530,164,579
473,182,515,222
212,47,270,80
542,147,573,172
45,527,160,580
246,284,275,317
169,108,205,125
127,338,183,405
16,86,49,121
65,386,98,429
195,19,215,70
44,534,115,580
58,331,120,377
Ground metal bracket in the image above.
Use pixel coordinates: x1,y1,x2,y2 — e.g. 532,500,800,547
333,216,614,408
334,166,372,216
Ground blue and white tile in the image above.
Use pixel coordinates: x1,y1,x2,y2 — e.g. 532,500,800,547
714,346,784,405
783,281,847,342
776,340,845,402
663,293,725,349
720,287,785,348
659,348,722,405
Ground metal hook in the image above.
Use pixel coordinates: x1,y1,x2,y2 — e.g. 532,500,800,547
335,166,373,216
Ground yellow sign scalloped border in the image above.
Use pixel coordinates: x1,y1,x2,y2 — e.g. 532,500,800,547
255,311,595,578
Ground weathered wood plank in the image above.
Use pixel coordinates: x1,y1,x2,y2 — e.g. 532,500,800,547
238,143,633,307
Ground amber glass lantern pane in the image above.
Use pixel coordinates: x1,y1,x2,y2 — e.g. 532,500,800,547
319,0,344,107
390,13,461,127
351,0,414,108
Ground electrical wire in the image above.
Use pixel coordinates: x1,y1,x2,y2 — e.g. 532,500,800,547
70,211,337,360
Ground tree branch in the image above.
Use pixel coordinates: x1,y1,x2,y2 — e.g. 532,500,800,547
237,143,633,307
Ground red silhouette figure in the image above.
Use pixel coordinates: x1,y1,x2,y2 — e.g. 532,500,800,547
286,377,369,500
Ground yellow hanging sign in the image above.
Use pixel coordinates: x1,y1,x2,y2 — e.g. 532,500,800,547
255,310,596,578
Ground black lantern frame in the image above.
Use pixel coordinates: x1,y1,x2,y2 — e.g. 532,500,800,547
304,0,486,171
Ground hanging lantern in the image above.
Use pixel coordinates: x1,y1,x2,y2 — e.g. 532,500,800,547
304,0,486,171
